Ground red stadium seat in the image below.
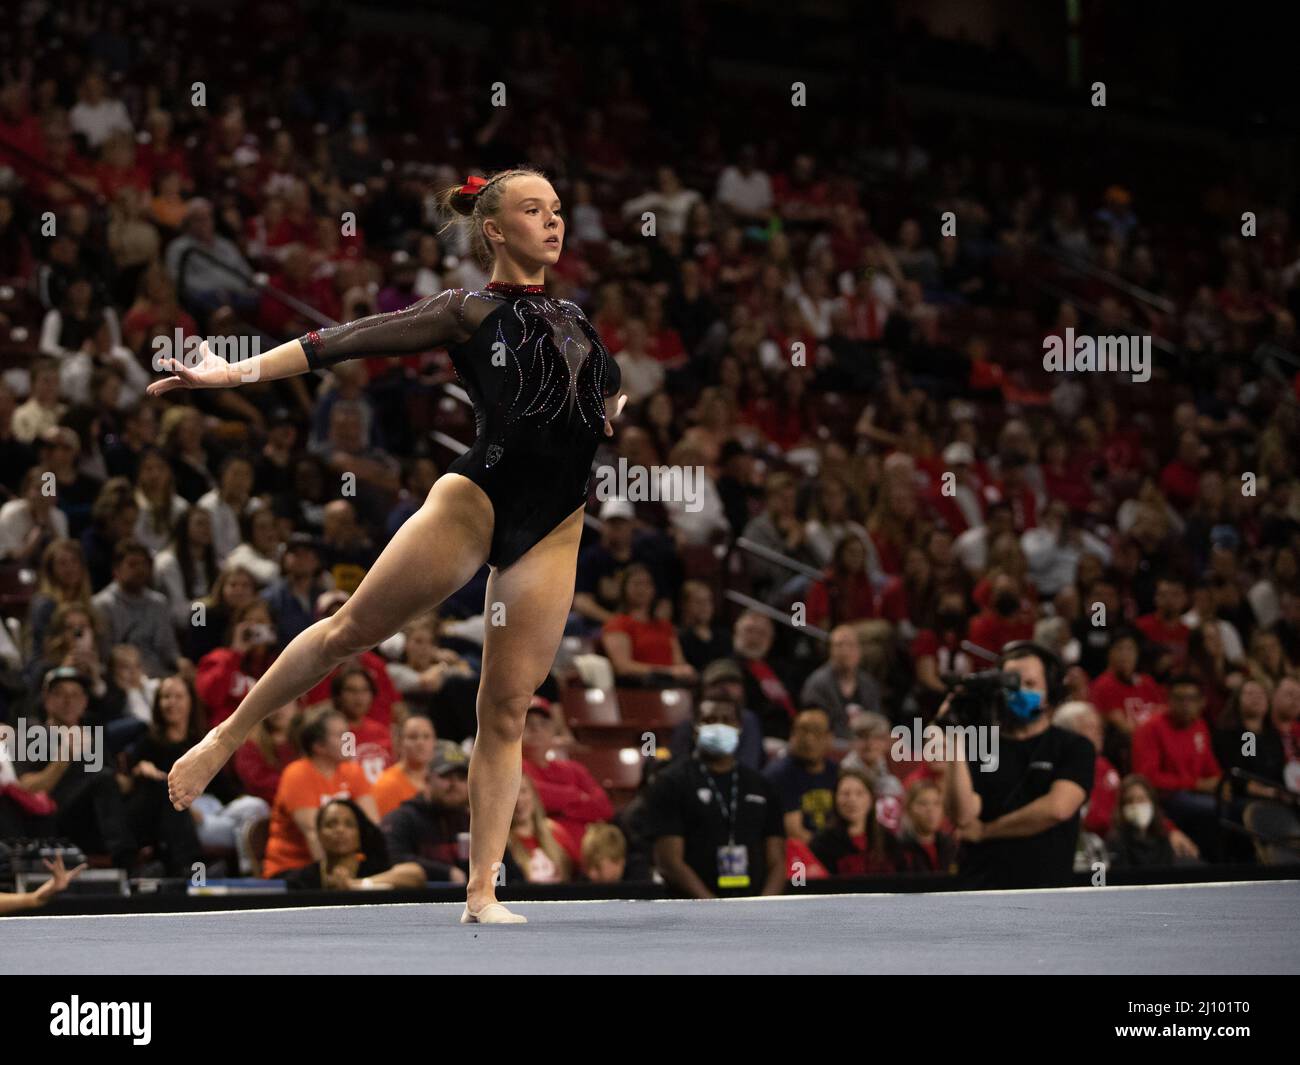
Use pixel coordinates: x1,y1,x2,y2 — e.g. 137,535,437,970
562,683,692,746
570,744,643,806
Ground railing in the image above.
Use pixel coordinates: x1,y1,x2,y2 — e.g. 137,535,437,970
723,587,829,641
1034,242,1177,316
1024,243,1178,357
176,244,335,330
0,138,105,207
734,535,825,582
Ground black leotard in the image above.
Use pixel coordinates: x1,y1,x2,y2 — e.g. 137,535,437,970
298,282,622,570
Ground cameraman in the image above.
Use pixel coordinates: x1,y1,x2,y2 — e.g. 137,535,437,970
940,643,1094,889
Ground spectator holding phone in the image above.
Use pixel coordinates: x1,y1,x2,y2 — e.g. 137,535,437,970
194,600,280,726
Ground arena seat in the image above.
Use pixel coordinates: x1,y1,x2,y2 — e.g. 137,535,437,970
570,745,644,806
0,563,36,617
561,683,692,745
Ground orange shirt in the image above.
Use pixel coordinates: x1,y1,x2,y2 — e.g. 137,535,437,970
262,758,373,877
372,763,420,819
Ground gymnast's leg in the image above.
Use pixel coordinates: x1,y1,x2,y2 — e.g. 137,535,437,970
167,474,494,810
464,503,585,923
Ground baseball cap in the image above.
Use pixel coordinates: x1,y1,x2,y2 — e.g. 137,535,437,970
285,531,321,553
1209,524,1240,552
702,659,744,686
43,665,90,695
599,498,635,522
431,754,469,777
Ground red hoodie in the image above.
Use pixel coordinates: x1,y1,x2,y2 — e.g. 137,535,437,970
1132,711,1221,794
233,736,297,804
195,648,273,726
522,754,614,864
1089,670,1167,731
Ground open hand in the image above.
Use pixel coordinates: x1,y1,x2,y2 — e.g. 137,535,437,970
147,340,236,396
33,854,87,903
604,392,628,436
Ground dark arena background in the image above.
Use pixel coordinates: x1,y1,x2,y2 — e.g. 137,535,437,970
0,0,1298,1024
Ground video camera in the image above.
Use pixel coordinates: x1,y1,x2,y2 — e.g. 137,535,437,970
939,667,1024,728
939,639,1059,729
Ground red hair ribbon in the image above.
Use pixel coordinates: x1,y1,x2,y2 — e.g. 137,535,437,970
458,174,488,197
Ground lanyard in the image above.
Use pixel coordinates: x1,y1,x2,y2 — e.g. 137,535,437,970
696,758,740,845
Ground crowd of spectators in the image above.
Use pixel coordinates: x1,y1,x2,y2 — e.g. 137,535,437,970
1,2,1299,897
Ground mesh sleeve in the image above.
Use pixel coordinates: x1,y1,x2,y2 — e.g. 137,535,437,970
603,351,622,397
298,288,471,369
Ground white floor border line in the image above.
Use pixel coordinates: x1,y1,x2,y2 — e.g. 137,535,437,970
5,878,1296,922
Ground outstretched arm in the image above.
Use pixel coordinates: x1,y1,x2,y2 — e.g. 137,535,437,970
148,289,473,396
298,288,472,369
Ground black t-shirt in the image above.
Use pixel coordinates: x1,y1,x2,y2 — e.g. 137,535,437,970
127,733,194,775
763,755,838,835
279,855,388,890
575,536,675,612
678,625,732,673
1073,618,1117,678
1213,725,1285,797
960,724,1094,889
642,756,785,897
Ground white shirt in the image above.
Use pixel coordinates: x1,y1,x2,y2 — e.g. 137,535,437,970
224,542,282,587
1020,527,1113,597
571,203,607,244
715,166,773,218
11,399,66,444
0,499,68,560
198,490,250,563
953,525,991,575
413,268,443,299
614,351,665,405
1180,610,1246,664
661,475,730,546
69,98,132,148
61,344,151,408
154,547,209,628
620,187,702,238
133,493,188,555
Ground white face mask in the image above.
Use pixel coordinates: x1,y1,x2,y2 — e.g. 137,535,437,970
1123,801,1154,830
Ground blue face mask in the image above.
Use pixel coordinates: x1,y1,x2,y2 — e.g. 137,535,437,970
1006,689,1043,720
697,723,740,757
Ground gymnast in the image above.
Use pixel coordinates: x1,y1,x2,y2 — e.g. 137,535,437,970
149,167,627,924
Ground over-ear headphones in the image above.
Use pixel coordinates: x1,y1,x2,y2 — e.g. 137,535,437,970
999,640,1066,707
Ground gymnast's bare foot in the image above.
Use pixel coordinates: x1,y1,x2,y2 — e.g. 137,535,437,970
169,728,239,811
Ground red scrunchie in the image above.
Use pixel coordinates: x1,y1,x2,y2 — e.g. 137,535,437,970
458,174,488,197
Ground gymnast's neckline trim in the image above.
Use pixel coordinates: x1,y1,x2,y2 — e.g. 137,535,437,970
485,281,546,295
